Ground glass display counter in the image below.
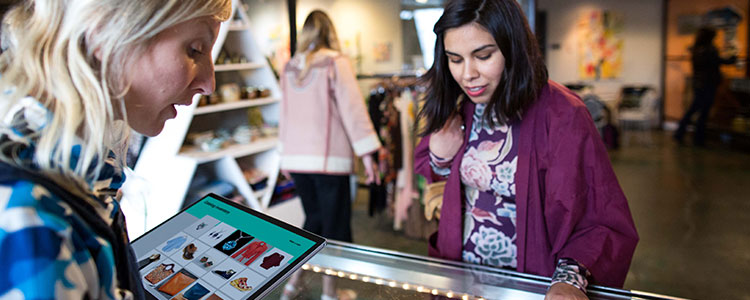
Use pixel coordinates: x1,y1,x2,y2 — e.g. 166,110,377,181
269,241,687,300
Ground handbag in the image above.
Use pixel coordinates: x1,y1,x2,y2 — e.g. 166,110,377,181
423,181,446,221
144,263,174,284
179,283,210,300
158,271,196,296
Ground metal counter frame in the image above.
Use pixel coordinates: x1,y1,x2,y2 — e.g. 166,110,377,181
301,241,689,300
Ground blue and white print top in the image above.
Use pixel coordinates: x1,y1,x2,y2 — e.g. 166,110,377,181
0,97,132,299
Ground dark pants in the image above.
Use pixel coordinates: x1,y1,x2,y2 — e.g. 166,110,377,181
675,86,717,146
290,173,352,242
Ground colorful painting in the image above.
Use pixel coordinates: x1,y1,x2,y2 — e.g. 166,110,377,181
577,10,624,80
373,42,392,63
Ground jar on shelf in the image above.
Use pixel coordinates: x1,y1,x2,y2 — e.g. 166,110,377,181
219,83,241,102
257,87,271,98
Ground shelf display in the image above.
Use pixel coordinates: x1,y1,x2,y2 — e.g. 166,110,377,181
125,1,294,239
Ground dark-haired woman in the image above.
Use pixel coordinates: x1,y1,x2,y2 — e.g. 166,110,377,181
414,0,638,299
674,26,737,146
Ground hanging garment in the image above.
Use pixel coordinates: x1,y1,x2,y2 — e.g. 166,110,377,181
367,87,403,216
260,253,285,269
393,90,419,230
231,241,268,266
162,236,187,252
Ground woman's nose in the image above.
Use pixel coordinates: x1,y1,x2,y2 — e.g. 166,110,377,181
194,61,216,95
462,60,479,82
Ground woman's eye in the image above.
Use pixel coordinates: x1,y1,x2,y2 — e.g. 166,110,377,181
189,46,204,57
448,57,462,64
477,54,491,60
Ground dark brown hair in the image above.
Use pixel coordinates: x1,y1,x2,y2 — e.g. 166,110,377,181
418,0,548,135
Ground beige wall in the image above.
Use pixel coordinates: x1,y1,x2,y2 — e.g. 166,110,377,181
539,0,664,105
297,0,404,75
243,0,405,76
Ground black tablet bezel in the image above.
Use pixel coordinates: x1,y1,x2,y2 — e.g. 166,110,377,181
131,193,326,299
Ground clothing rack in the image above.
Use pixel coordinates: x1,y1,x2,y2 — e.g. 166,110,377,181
364,77,429,235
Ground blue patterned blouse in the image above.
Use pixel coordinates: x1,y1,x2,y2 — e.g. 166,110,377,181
0,98,133,299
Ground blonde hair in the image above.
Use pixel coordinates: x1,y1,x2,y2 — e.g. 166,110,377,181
294,10,341,80
0,0,231,192
298,10,341,53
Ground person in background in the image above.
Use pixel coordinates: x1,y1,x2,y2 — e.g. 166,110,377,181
278,10,381,300
674,26,737,146
414,1,639,299
0,0,230,298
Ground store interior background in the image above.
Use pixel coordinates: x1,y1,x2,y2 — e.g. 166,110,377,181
247,0,750,299
136,0,749,299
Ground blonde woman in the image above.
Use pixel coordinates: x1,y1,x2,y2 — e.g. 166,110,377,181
0,0,230,298
279,10,380,300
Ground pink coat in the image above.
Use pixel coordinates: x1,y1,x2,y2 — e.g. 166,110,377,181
280,52,381,174
415,81,639,287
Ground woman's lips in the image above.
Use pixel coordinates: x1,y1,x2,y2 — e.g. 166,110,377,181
465,85,487,97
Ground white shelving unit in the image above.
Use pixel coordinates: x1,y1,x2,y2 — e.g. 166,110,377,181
123,2,303,239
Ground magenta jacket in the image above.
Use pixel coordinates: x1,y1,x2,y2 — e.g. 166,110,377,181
415,81,638,288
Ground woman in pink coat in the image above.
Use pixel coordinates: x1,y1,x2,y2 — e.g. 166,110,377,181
279,10,381,300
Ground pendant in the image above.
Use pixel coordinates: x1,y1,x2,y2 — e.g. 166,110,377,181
223,240,237,251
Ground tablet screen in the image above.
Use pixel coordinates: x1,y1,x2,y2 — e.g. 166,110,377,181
131,193,325,300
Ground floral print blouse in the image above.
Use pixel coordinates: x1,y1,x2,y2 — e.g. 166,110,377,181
460,104,519,268
431,103,519,268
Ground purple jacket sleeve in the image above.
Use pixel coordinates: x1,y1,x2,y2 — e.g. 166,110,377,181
414,135,445,183
544,105,639,287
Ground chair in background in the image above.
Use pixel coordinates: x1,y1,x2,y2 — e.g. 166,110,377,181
616,85,660,146
566,83,609,135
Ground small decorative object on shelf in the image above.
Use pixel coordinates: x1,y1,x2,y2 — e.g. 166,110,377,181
219,83,241,102
242,168,268,186
217,49,229,65
257,87,271,98
247,107,265,128
260,124,278,137
232,125,252,144
241,86,258,99
199,85,272,107
216,47,250,65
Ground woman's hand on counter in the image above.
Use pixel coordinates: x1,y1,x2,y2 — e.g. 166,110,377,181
544,282,589,300
428,114,464,160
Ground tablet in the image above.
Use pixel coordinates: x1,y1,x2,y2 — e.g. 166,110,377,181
131,193,326,300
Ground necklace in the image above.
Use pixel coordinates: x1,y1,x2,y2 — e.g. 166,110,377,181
223,232,250,251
